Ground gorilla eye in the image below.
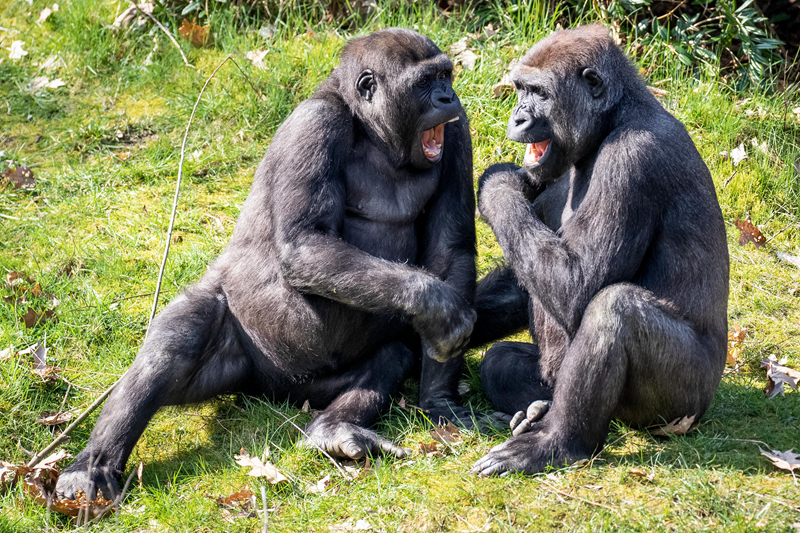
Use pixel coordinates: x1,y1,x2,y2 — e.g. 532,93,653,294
529,85,547,98
417,77,430,87
437,71,448,80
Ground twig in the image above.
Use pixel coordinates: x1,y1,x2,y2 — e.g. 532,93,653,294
742,490,800,513
723,169,738,188
125,0,193,68
260,485,268,533
61,291,155,314
148,57,232,331
539,480,621,516
262,404,350,480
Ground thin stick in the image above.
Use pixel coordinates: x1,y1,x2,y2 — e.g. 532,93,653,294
539,480,621,516
61,291,155,314
260,485,268,533
28,57,233,468
263,404,349,480
125,0,193,68
147,57,232,330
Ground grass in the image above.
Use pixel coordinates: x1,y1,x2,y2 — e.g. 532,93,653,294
1,0,800,531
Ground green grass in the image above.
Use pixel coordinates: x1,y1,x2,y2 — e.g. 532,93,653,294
1,0,800,531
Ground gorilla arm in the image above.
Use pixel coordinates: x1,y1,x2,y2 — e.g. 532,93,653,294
476,139,658,337
272,101,475,360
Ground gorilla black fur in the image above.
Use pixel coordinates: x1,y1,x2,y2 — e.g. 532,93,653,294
472,25,729,476
56,28,478,499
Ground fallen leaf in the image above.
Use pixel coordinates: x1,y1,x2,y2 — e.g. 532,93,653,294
234,449,288,484
22,307,58,329
492,73,513,99
761,356,799,398
430,422,461,444
454,49,478,71
8,41,28,61
627,468,655,481
0,346,12,361
37,7,53,23
651,414,696,436
449,37,469,55
305,474,331,494
735,215,766,248
483,23,497,38
647,86,668,98
776,251,800,269
727,323,747,365
730,144,747,167
419,442,442,458
329,518,372,531
112,2,153,28
178,19,212,48
457,380,470,395
2,163,35,189
37,411,74,426
759,448,800,474
246,49,269,70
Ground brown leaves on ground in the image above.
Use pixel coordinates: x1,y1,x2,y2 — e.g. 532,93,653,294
1,162,35,189
759,448,800,476
651,414,696,436
234,448,288,484
37,410,74,426
205,487,259,522
727,323,748,366
1,342,61,384
305,474,332,494
761,356,799,398
0,450,114,522
3,271,59,328
179,19,212,48
735,215,767,248
430,422,462,444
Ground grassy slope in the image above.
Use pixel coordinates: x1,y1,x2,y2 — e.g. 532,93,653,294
1,1,799,531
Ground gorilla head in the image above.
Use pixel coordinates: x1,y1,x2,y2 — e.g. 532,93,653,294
506,25,643,186
335,29,464,168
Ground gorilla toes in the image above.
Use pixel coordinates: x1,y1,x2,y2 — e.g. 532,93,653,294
471,430,589,477
509,400,552,436
300,421,411,460
55,465,121,502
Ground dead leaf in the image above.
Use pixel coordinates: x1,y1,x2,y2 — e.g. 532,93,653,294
759,448,800,474
178,19,212,48
22,307,58,329
454,49,478,71
492,73,513,99
449,37,469,55
8,41,28,61
647,86,668,98
305,474,331,494
735,215,766,248
301,399,311,413
0,346,13,361
761,356,799,398
457,380,470,395
246,49,269,70
37,411,74,426
727,323,747,365
234,448,288,484
776,251,800,269
419,442,442,458
430,422,461,444
651,414,696,436
628,468,655,481
2,163,35,189
329,518,372,531
483,23,497,38
112,2,153,28
730,144,748,167
37,7,53,23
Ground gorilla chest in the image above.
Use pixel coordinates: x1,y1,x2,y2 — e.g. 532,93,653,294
341,163,440,262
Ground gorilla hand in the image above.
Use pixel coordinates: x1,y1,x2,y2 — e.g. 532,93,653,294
300,418,412,460
412,282,476,363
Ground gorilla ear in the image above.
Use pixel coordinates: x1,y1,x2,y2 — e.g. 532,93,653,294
356,70,376,101
582,68,605,99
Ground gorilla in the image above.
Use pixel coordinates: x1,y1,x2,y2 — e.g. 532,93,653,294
56,28,478,499
470,25,729,476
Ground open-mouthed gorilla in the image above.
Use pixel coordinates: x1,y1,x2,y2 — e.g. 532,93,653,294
56,28,478,499
470,25,729,476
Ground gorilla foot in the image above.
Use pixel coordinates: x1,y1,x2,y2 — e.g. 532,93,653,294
300,420,411,460
509,400,551,436
55,464,121,501
471,430,589,477
426,400,505,433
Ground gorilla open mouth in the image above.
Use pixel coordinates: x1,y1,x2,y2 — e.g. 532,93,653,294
422,117,459,162
525,140,550,166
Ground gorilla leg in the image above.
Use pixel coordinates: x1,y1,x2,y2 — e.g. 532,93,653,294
56,287,253,499
468,267,530,347
474,283,723,476
480,341,552,416
295,342,415,460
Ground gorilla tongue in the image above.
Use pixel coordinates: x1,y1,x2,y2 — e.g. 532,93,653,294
422,123,446,161
525,140,550,165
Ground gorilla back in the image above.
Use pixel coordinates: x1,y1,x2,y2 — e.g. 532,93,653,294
472,25,729,476
56,28,477,500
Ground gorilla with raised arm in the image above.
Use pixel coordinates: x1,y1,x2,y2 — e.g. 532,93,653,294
56,28,478,499
471,25,729,476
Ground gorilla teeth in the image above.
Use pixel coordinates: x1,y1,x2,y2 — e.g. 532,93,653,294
422,123,445,161
447,116,459,123
525,140,550,165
